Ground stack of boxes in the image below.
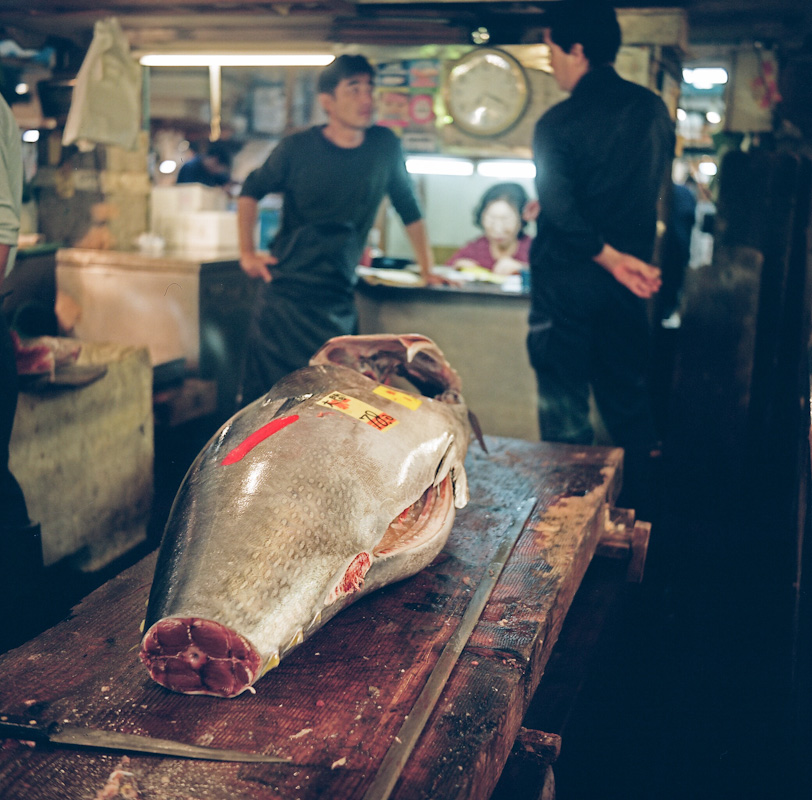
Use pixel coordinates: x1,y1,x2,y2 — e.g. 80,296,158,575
34,132,240,254
99,131,151,249
150,184,239,253
33,130,151,250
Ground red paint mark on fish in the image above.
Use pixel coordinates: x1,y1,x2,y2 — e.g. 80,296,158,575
221,415,299,465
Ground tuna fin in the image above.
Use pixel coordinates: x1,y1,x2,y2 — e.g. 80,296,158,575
261,652,280,676
451,466,469,509
468,409,488,452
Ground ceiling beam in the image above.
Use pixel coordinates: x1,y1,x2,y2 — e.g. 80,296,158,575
1,0,310,10
1,1,809,53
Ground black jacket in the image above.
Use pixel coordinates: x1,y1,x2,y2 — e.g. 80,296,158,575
531,65,675,271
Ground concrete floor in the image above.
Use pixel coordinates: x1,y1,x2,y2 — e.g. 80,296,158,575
521,324,811,800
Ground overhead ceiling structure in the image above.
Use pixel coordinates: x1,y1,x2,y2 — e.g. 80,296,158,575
1,0,810,56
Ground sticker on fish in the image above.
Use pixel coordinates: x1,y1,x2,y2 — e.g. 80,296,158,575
140,334,472,697
372,385,422,410
317,391,398,430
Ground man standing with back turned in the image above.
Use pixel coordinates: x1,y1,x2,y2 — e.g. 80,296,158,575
527,1,675,509
237,54,439,407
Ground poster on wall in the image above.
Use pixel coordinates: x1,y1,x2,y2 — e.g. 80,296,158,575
251,83,287,135
376,60,440,153
727,47,781,133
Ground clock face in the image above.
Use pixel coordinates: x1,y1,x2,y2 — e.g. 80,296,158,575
445,48,530,137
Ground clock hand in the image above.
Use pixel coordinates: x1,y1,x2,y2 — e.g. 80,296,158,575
482,93,508,109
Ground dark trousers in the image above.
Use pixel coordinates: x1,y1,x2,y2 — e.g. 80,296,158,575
0,311,30,529
527,264,660,512
239,284,357,408
0,309,44,643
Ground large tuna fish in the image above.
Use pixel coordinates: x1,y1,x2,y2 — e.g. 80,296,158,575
139,334,473,697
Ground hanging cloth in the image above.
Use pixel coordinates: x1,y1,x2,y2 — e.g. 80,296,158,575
62,17,141,151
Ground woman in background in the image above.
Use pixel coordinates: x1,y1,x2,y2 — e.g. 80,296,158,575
446,182,532,275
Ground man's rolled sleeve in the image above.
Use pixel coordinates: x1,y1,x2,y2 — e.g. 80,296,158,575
0,164,20,247
240,140,288,200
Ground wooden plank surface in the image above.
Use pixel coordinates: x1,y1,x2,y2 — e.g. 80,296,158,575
0,437,621,800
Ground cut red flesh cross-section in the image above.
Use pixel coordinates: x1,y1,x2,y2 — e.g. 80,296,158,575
326,551,373,606
339,552,372,594
139,618,262,697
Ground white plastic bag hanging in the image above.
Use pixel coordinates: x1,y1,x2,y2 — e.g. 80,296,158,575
62,17,142,150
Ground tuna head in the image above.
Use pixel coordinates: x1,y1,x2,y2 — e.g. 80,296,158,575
140,334,471,697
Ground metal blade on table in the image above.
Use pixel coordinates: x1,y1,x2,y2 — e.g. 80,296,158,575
0,717,289,763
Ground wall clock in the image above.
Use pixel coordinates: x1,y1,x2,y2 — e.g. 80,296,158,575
444,48,530,137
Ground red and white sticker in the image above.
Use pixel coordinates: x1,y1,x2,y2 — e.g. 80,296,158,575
316,391,398,431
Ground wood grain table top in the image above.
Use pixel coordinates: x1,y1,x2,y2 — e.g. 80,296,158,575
0,437,622,800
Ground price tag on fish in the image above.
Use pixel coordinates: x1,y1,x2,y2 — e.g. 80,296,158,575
317,391,399,431
373,385,423,410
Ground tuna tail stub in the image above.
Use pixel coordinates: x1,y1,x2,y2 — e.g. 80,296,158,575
140,617,262,697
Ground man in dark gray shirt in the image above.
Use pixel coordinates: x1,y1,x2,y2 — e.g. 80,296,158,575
237,54,438,406
527,1,675,507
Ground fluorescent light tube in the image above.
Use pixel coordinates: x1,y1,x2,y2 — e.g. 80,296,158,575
477,160,536,179
406,157,474,176
682,68,728,89
139,54,335,67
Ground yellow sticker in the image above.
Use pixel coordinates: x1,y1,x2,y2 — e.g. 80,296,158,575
317,391,399,431
373,385,423,410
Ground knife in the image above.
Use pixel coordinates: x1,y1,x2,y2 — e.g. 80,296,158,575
0,716,289,763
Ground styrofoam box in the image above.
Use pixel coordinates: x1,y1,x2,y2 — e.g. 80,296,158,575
150,184,228,232
160,211,239,251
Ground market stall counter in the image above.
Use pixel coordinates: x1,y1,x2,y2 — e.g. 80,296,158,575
0,437,643,800
356,277,536,441
55,248,256,423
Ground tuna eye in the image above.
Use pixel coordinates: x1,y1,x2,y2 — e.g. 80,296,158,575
437,389,462,404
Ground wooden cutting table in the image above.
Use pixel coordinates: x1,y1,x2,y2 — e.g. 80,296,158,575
0,437,639,800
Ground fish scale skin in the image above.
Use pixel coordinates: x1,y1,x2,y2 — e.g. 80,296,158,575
141,362,470,696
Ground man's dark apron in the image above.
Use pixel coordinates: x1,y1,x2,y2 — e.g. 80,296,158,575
239,222,362,407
